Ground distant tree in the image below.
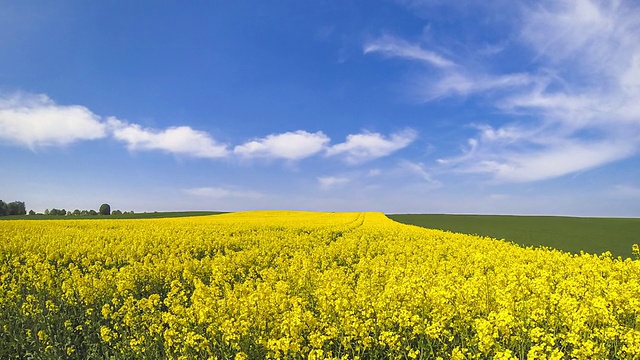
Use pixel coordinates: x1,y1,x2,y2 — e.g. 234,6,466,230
15,201,26,215
73,209,81,216
28,210,36,215
80,210,89,216
44,209,50,216
99,203,111,216
89,209,98,216
7,201,26,216
111,209,123,216
0,200,7,216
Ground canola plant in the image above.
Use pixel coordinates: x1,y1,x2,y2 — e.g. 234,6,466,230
1,211,640,359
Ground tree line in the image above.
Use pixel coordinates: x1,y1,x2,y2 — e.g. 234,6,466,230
0,200,27,216
43,204,133,216
0,201,132,217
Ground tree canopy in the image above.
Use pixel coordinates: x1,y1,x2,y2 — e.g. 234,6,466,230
0,200,26,216
99,204,111,216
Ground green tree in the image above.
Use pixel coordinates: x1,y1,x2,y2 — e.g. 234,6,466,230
0,200,7,216
111,209,123,216
99,203,111,216
7,201,26,215
28,210,35,215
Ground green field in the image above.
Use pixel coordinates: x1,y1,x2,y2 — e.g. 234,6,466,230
0,211,224,220
388,214,640,259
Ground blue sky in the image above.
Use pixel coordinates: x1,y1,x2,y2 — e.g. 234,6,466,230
1,0,640,216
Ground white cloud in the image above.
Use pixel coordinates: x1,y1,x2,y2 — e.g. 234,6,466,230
0,92,107,148
399,160,437,183
610,184,640,199
108,118,229,159
379,0,640,182
521,0,619,68
318,176,350,189
439,123,637,183
0,92,419,168
327,129,417,164
476,140,634,183
233,130,330,160
184,187,263,199
364,34,456,69
510,0,640,126
365,35,534,100
489,193,511,200
427,72,533,100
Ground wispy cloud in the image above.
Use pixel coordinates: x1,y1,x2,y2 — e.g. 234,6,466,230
427,72,534,100
610,184,640,199
399,160,438,183
326,129,417,164
364,34,455,69
318,176,350,189
463,140,633,183
0,92,107,148
364,35,534,100
108,118,229,159
521,0,620,66
374,0,640,183
184,186,263,199
234,130,330,161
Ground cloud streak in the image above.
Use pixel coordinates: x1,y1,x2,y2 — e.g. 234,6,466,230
364,35,534,100
184,187,263,199
318,176,350,189
399,160,438,183
610,184,640,199
364,34,456,69
371,0,640,182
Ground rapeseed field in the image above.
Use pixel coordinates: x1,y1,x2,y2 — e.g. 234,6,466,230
1,211,639,359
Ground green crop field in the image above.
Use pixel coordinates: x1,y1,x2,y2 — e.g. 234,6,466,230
388,214,640,259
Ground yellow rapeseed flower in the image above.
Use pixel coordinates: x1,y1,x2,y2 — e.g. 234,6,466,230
2,211,640,358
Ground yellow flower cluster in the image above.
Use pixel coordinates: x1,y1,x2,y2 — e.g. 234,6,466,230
1,211,640,359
